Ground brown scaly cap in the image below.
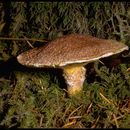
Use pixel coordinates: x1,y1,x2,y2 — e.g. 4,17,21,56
17,33,128,68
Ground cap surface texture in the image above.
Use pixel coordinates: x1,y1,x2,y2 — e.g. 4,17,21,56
17,34,128,68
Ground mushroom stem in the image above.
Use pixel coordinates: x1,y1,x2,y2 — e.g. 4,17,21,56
63,64,86,95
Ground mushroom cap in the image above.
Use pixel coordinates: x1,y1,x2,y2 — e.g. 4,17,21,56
17,33,128,68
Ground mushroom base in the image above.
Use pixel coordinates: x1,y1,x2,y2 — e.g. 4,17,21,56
63,64,86,95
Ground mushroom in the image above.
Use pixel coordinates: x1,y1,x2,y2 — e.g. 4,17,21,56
17,34,129,95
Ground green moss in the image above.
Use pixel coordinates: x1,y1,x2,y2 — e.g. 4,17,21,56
0,1,130,128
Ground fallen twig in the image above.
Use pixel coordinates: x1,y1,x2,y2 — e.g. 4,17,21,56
0,37,49,43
